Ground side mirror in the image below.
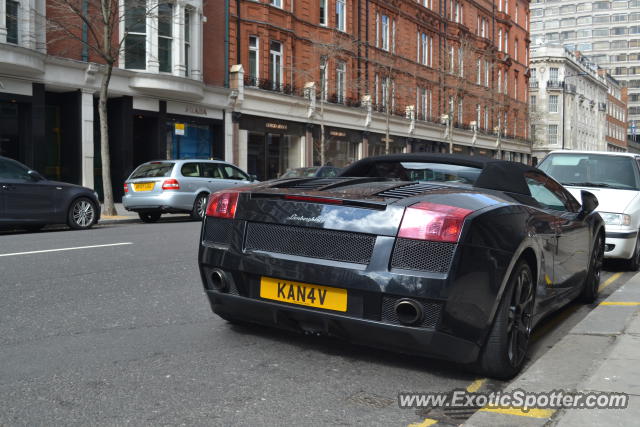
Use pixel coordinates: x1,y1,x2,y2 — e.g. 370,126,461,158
580,190,599,216
28,170,45,181
250,174,258,182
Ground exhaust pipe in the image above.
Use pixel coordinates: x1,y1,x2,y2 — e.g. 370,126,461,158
210,269,228,291
394,299,423,326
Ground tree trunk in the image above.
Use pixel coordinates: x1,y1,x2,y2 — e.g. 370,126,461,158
99,63,116,216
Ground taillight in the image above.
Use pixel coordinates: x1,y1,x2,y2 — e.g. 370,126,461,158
124,182,128,193
398,202,473,243
162,179,180,190
206,191,240,219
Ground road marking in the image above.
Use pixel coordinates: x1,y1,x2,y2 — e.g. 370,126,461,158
599,301,640,306
479,407,556,418
599,272,623,292
466,378,486,393
408,419,438,427
0,242,133,258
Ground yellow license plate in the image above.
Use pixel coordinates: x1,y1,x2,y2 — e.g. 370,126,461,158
133,182,155,192
260,276,347,312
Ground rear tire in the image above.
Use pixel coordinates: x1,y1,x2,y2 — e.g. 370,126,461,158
579,233,603,303
191,193,209,220
477,260,535,380
624,235,640,271
67,197,97,230
138,212,161,223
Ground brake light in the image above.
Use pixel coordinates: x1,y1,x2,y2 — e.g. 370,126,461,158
162,179,180,190
284,195,343,205
398,202,473,243
124,182,128,193
206,191,240,219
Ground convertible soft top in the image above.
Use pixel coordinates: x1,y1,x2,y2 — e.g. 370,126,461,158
340,153,541,196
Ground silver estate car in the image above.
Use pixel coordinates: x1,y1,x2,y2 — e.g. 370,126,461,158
123,159,255,222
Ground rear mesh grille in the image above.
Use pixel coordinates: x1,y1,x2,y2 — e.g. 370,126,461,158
390,238,455,273
377,183,447,199
203,218,234,244
245,222,376,264
381,296,442,328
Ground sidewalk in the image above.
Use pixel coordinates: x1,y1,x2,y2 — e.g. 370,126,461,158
99,204,190,225
464,274,640,427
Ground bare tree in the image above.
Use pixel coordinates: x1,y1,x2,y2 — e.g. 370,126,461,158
45,0,162,215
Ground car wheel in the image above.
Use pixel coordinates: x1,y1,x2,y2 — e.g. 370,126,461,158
624,234,640,271
138,212,161,223
579,233,604,303
477,260,535,380
67,198,97,230
191,193,209,220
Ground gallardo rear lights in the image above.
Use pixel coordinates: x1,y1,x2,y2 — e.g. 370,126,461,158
206,191,240,219
398,202,474,243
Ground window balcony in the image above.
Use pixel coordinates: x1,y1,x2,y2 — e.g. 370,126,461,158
529,80,539,89
546,80,563,90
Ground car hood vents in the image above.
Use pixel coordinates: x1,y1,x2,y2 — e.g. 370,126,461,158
376,183,447,199
275,178,344,190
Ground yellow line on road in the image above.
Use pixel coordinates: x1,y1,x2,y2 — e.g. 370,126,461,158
407,418,438,427
466,378,486,393
479,407,556,418
599,272,623,292
599,302,640,306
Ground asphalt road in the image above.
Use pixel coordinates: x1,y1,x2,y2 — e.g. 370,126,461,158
0,220,633,426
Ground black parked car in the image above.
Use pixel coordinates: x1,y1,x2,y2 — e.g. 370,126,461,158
198,154,604,379
0,156,101,231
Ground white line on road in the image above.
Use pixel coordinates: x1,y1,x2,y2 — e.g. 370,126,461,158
0,242,133,258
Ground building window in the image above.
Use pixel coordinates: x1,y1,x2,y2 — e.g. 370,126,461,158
320,56,328,101
124,0,147,70
270,40,283,90
458,98,463,124
336,61,346,103
336,0,346,32
514,75,518,100
476,104,481,127
320,0,328,25
548,124,558,144
549,67,559,82
248,36,259,85
419,32,432,66
158,2,173,73
6,0,18,44
458,47,464,77
270,0,282,8
497,70,502,93
530,95,536,109
476,59,481,84
504,31,509,54
484,60,489,86
380,14,389,50
498,29,502,51
449,46,455,73
184,8,191,76
484,106,489,130
514,39,518,61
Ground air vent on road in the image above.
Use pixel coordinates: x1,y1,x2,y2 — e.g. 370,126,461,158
376,183,447,199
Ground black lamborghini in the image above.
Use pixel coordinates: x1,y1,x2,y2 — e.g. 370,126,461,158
198,154,604,379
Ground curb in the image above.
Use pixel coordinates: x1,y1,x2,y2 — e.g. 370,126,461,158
463,274,640,427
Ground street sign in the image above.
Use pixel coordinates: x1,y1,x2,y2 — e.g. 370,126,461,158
175,123,185,136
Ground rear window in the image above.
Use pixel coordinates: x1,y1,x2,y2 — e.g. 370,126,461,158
355,161,482,184
130,162,175,179
538,154,640,190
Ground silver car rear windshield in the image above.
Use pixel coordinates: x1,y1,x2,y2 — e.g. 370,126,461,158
130,162,175,179
370,162,481,184
538,154,640,191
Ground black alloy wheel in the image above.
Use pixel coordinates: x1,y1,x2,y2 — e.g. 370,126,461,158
580,233,604,303
67,198,97,230
477,260,535,380
138,212,161,223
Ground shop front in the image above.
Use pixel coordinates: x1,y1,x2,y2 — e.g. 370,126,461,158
239,115,306,181
410,139,447,153
368,133,407,156
312,126,362,168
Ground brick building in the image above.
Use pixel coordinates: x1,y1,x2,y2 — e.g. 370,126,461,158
204,0,532,180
